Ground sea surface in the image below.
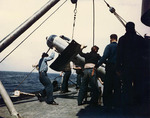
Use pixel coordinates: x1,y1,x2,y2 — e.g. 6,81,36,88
0,71,76,96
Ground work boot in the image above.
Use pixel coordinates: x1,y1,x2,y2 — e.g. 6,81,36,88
35,93,44,102
46,101,59,105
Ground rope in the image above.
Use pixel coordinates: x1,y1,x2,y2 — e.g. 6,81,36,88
0,18,34,44
92,0,95,46
103,0,126,26
13,48,51,91
0,0,53,44
0,1,54,44
71,3,78,40
114,12,126,27
103,0,142,37
13,68,36,91
0,0,67,63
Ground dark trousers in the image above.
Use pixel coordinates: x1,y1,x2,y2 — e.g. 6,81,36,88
76,73,83,88
121,68,145,107
103,64,121,107
78,68,99,105
39,72,54,102
61,71,71,92
76,69,83,88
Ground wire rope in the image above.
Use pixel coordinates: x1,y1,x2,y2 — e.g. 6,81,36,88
103,0,142,37
0,0,67,63
71,3,78,40
13,47,50,91
13,67,36,91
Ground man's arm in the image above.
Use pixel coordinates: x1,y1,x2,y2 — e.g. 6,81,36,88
45,47,56,61
79,45,87,57
95,45,110,68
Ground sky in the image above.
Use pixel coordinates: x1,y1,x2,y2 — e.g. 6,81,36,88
0,0,149,73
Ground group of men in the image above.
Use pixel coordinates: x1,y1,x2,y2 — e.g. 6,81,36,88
36,22,149,112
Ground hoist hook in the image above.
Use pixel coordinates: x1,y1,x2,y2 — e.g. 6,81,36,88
71,3,78,40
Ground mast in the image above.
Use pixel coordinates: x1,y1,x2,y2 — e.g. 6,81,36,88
0,0,60,53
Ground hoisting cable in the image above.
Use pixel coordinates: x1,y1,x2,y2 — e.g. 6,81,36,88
0,0,67,64
103,0,142,37
103,0,126,27
13,67,36,91
71,3,78,40
13,48,50,92
0,20,27,44
93,0,95,46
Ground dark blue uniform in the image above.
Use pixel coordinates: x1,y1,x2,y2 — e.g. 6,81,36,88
96,41,121,107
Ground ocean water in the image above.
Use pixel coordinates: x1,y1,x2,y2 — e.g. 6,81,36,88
0,71,76,96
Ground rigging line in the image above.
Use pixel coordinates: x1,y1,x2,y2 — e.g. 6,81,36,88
114,13,126,27
46,48,51,54
71,3,77,40
0,3,45,44
13,47,51,91
115,9,142,37
93,0,95,46
103,0,126,27
115,10,142,36
13,67,36,91
0,21,28,44
0,0,67,64
103,0,142,37
0,0,55,44
115,13,127,24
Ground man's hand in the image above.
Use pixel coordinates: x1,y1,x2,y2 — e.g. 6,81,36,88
80,45,87,49
52,47,56,51
32,64,39,70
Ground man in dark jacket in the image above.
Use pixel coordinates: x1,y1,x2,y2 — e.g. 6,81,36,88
78,45,101,106
95,34,121,108
116,22,146,107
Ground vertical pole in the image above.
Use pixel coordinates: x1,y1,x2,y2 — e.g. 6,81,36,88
0,81,21,118
93,0,95,46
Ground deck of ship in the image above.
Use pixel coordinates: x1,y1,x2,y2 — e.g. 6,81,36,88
0,87,149,118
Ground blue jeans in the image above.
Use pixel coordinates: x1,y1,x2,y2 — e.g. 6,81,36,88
39,72,54,103
78,68,99,105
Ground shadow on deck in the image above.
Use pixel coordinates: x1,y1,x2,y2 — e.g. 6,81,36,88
0,94,36,107
77,105,150,118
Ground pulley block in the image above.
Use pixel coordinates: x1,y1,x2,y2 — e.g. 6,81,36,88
71,0,78,4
